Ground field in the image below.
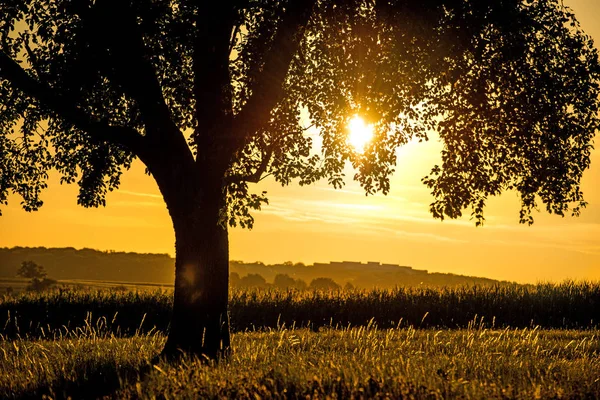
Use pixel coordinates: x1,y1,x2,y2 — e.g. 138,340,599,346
0,277,172,294
1,283,600,399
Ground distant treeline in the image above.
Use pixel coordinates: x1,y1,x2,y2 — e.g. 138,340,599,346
231,273,345,291
229,260,512,289
0,247,174,283
0,247,513,289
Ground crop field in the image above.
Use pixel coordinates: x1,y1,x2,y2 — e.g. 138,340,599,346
1,283,599,398
0,277,172,294
2,281,599,339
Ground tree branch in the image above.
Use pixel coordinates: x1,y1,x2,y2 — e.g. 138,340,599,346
232,0,316,151
22,38,42,79
193,2,235,161
229,23,240,57
0,51,145,154
226,129,298,184
230,147,272,184
82,0,181,140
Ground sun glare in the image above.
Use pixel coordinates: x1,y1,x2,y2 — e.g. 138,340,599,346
347,115,374,153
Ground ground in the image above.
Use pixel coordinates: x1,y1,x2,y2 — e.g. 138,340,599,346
1,326,598,399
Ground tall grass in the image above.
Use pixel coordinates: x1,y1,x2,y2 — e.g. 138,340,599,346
1,281,599,339
0,323,598,398
1,282,599,398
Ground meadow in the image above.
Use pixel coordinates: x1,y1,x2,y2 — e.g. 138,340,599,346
1,282,599,398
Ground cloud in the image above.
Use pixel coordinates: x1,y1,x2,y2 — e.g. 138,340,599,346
261,204,358,224
111,201,164,208
110,190,164,208
259,195,468,244
484,237,600,256
116,190,163,199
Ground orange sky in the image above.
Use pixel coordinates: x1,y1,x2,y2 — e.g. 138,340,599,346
1,0,599,284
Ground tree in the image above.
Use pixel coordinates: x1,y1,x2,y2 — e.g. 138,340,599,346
293,278,308,291
17,260,47,280
1,0,598,359
309,277,341,291
239,273,267,288
273,273,297,289
274,273,308,290
16,260,56,291
229,272,241,288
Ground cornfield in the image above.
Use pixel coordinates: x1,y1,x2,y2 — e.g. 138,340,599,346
1,281,598,339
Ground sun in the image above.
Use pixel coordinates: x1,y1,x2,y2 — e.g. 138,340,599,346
347,115,374,153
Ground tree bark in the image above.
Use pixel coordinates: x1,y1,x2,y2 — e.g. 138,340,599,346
159,177,231,360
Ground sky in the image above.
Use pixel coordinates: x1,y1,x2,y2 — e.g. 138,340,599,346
1,0,600,284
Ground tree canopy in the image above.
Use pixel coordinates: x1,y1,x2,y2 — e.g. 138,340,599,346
1,0,599,358
16,260,46,279
1,0,598,227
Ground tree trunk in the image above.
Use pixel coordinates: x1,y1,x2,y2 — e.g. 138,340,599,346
160,179,230,360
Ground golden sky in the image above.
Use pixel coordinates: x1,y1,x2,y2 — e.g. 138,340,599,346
1,0,599,284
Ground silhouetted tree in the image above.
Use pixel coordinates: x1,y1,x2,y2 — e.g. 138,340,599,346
293,278,308,291
17,260,47,280
274,272,308,290
274,273,296,289
239,273,267,289
229,272,241,288
1,1,598,358
16,261,56,291
310,277,341,291
27,277,57,292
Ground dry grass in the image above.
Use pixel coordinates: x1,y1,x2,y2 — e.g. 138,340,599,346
2,281,600,340
1,283,599,398
1,322,598,399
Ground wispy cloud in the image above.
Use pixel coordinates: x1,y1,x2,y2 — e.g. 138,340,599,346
111,201,164,208
484,237,600,256
117,190,162,199
259,196,468,244
261,204,358,225
258,184,600,254
393,230,468,243
317,184,428,197
56,209,161,229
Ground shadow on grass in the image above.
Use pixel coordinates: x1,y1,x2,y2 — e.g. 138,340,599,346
13,360,153,400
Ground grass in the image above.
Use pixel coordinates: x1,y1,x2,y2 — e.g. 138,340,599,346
1,283,599,398
1,281,599,339
0,323,598,399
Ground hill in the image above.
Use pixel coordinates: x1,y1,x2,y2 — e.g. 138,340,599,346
0,247,513,288
0,247,174,283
